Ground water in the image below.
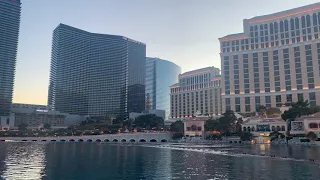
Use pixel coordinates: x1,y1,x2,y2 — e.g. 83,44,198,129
0,142,319,180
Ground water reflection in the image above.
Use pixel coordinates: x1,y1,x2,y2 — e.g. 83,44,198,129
0,143,45,180
0,143,318,180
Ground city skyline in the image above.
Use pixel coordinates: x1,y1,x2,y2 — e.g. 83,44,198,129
13,0,319,105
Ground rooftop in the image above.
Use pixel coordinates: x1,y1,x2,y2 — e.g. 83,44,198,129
57,23,145,45
179,66,220,78
247,2,320,24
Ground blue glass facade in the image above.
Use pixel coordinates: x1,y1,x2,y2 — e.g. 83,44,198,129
146,58,181,119
0,0,21,116
48,24,145,117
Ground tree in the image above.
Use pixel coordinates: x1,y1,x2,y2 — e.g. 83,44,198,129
282,100,311,121
266,107,281,118
218,110,237,134
134,114,164,130
68,125,76,131
256,105,267,116
240,132,253,141
123,119,133,131
112,116,124,125
235,118,243,134
170,120,184,132
18,123,28,131
44,123,51,130
306,131,317,141
172,132,184,140
281,99,319,138
269,131,285,141
204,119,218,131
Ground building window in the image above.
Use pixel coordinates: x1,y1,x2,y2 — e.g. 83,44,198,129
234,105,240,112
235,97,240,112
276,95,282,107
265,96,271,107
309,123,318,129
309,92,316,106
294,47,302,90
286,94,292,103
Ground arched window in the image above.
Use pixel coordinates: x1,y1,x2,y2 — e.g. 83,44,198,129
284,20,289,31
313,13,318,26
309,123,319,129
274,22,278,33
260,24,263,30
290,18,295,30
255,25,258,31
270,23,274,34
243,127,247,132
301,16,306,28
280,21,284,32
272,126,276,131
248,127,251,132
276,126,281,131
264,24,268,29
295,17,300,29
306,15,311,27
318,12,320,25
281,126,285,131
251,126,255,132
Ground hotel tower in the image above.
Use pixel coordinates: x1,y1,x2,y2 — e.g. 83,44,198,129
220,3,320,113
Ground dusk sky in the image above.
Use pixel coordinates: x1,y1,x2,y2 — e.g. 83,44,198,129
13,0,319,105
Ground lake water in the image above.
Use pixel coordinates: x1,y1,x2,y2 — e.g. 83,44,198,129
0,142,319,180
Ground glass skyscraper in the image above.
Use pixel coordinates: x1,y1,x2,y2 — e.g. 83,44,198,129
0,0,21,116
146,57,181,119
48,24,146,118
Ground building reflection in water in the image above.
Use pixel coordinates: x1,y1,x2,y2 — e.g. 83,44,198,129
0,143,45,180
0,143,319,179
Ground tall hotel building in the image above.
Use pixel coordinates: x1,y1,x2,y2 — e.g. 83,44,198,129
0,0,21,116
220,3,320,113
170,67,222,118
48,24,146,117
146,57,181,119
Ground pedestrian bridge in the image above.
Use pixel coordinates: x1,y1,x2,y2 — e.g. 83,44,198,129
0,132,172,143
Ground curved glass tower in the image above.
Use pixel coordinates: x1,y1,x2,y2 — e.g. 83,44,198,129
48,24,145,117
146,57,181,119
0,0,21,116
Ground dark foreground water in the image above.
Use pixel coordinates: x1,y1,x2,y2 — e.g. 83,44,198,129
0,142,319,180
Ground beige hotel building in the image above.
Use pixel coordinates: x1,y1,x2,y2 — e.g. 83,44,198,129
220,3,320,113
169,67,222,118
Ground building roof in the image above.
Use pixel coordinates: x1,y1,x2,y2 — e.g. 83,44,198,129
179,66,220,78
57,23,146,45
146,57,180,67
243,116,284,125
219,3,320,42
296,112,320,121
247,2,320,24
219,33,247,41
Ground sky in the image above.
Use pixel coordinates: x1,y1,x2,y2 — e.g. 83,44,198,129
13,0,319,105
